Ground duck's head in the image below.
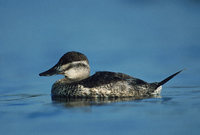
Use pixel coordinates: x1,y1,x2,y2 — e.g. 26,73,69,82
39,51,90,82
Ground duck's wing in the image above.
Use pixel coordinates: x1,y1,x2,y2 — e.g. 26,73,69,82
80,71,147,88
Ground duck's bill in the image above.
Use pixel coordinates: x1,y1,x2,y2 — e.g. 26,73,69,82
39,65,60,76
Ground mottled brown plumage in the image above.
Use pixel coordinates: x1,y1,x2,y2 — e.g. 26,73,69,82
39,51,183,98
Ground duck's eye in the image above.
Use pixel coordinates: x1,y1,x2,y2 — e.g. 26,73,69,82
65,63,89,70
59,61,89,72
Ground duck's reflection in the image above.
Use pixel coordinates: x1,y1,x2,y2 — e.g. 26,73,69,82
51,95,161,108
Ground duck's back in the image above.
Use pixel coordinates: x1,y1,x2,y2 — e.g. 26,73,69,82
51,71,159,98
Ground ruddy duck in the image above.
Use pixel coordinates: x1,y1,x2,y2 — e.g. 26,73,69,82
39,51,182,98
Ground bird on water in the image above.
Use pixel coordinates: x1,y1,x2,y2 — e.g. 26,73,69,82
39,51,182,98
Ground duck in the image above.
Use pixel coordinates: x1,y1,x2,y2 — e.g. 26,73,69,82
39,51,182,98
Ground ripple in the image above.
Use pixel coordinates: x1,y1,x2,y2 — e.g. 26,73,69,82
167,86,200,88
0,94,47,102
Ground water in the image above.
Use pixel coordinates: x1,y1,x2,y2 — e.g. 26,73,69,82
0,0,200,135
1,87,200,135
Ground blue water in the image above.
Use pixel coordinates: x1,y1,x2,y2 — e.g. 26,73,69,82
0,0,200,135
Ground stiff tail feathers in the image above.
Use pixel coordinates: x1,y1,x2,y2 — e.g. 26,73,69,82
158,69,184,86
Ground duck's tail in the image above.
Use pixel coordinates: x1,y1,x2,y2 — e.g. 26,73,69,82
157,69,184,87
149,69,184,95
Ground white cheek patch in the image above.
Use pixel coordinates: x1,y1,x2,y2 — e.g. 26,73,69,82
59,63,70,72
59,60,90,80
64,68,77,78
64,67,90,80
